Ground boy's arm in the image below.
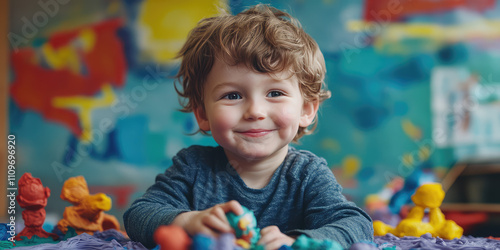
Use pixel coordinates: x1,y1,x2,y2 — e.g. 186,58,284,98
123,153,194,249
286,164,374,248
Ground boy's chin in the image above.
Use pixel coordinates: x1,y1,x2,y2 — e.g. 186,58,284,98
225,145,288,162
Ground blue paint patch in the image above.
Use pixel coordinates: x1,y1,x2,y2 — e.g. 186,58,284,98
146,132,166,164
184,116,195,133
437,43,468,65
32,37,47,48
353,105,388,130
115,115,148,165
8,99,24,131
381,55,434,88
358,167,375,181
393,101,409,116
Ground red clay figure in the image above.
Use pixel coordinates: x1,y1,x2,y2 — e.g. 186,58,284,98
15,173,59,241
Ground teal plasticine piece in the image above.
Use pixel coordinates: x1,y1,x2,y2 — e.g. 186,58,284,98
6,227,76,248
250,244,266,250
63,227,78,241
291,235,343,250
13,235,59,247
0,241,14,249
226,206,261,248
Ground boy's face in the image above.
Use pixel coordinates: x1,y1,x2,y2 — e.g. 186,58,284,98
194,59,318,163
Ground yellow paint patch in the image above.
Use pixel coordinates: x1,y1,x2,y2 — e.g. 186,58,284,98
41,29,96,73
342,155,360,178
347,20,500,54
401,153,414,167
42,44,81,73
79,28,97,52
137,0,226,63
53,84,116,142
347,20,500,40
418,144,431,162
321,138,340,153
402,119,422,141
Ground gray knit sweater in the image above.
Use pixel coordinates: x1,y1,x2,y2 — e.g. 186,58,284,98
123,145,373,248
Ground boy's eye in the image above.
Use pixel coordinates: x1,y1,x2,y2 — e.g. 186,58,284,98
267,91,284,97
223,93,241,100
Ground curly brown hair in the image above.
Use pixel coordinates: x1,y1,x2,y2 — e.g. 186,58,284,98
175,4,331,142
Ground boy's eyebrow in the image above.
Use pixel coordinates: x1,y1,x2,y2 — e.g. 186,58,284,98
209,77,297,93
210,81,239,92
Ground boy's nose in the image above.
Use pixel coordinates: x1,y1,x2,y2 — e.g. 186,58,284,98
243,100,266,121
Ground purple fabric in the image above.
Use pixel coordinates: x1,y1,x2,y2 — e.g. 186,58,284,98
348,233,500,250
8,230,500,249
12,230,147,250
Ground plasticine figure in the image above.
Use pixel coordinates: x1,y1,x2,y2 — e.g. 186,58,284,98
290,235,343,250
373,183,463,240
0,223,9,241
153,225,191,250
191,233,216,250
57,176,120,235
153,226,241,250
15,173,59,241
226,206,261,249
152,207,344,250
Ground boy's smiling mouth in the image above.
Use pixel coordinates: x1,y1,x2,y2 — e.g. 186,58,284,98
237,129,274,138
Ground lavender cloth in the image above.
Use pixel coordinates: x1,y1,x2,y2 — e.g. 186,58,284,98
4,229,500,249
349,233,500,250
11,229,147,250
124,145,374,249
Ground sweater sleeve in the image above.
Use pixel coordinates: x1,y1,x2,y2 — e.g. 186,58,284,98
286,163,374,248
123,149,197,249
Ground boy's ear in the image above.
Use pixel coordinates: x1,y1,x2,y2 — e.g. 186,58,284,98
194,106,211,131
299,99,319,127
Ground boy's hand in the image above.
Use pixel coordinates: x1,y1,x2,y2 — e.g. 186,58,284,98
257,226,295,250
172,200,243,238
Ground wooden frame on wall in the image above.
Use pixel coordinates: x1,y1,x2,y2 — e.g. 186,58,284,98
1,0,9,218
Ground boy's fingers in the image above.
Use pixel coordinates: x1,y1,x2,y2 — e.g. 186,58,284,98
260,225,280,235
202,214,233,233
198,226,218,238
265,240,286,250
258,226,278,245
212,206,230,225
220,200,243,215
257,233,275,245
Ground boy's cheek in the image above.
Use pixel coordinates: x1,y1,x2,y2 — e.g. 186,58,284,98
212,111,238,130
274,105,300,126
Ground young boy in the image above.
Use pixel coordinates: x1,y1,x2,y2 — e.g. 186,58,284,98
124,4,373,249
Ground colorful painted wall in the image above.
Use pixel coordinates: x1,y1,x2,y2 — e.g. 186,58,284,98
7,0,500,228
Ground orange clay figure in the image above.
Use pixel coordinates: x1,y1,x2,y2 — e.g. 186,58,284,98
57,176,120,235
15,173,59,241
154,225,192,250
373,183,463,240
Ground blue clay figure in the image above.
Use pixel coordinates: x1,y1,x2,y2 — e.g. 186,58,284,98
226,206,261,249
191,233,215,250
291,235,343,250
0,223,9,241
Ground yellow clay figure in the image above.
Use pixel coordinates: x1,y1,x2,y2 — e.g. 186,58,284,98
373,183,463,240
411,183,444,208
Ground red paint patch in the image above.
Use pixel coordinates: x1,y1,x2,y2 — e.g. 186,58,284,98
10,19,126,137
363,0,495,23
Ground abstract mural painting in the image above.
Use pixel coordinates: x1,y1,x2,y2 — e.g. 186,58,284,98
7,0,500,227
